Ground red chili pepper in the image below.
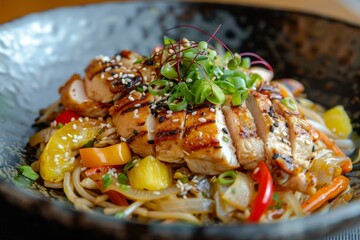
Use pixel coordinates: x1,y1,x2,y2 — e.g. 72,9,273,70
248,161,273,222
55,110,80,124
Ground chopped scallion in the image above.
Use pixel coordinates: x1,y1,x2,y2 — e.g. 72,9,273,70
102,173,113,189
19,165,39,181
282,97,298,111
217,170,237,185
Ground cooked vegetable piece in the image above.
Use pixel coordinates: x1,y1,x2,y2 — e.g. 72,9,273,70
55,110,80,124
107,190,129,206
39,119,101,182
302,175,349,213
79,142,132,168
322,105,352,139
248,161,273,222
128,156,172,191
19,165,39,181
222,172,254,211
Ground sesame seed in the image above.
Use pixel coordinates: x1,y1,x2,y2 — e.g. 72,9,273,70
134,103,141,108
199,117,206,123
273,122,279,127
153,191,160,195
100,73,105,79
104,67,112,72
166,114,172,118
120,137,127,142
107,76,114,81
192,111,197,116
269,125,274,133
172,118,179,122
61,136,67,140
272,153,279,159
58,144,64,150
129,90,136,94
113,74,119,78
72,124,77,130
128,96,135,101
127,73,135,78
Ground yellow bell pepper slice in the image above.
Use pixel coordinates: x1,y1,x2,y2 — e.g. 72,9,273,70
40,119,101,183
128,155,172,191
79,142,132,168
322,105,352,139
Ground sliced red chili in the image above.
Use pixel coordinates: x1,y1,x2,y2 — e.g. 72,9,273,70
248,161,273,222
55,110,80,124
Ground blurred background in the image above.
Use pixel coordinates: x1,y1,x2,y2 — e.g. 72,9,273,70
1,0,360,25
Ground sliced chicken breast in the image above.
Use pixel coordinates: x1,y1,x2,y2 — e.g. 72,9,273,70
246,91,295,174
272,99,314,170
154,108,186,163
222,97,264,170
59,74,109,118
110,92,155,157
183,104,239,175
84,50,150,104
246,90,316,194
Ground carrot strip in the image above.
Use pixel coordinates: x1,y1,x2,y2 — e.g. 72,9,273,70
316,129,353,173
301,175,350,213
107,190,129,206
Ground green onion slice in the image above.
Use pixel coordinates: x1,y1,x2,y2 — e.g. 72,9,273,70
102,173,113,189
117,173,129,185
240,57,251,69
148,80,171,96
160,63,178,80
19,165,39,181
282,97,298,111
217,170,237,185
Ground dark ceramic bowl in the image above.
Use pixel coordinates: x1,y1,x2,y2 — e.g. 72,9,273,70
0,1,359,240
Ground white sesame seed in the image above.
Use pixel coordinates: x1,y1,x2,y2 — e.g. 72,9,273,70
199,117,206,123
210,107,215,112
120,137,127,142
166,114,172,118
192,111,197,116
129,90,136,94
142,85,148,91
72,124,77,130
100,73,105,79
172,119,179,122
58,144,64,150
105,67,112,72
134,103,141,108
115,55,121,62
143,76,148,81
61,136,67,140
107,76,114,81
128,73,135,78
142,67,147,71
153,191,160,195
128,95,135,101
135,82,141,86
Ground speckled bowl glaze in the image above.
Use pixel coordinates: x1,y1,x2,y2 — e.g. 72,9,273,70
0,1,359,240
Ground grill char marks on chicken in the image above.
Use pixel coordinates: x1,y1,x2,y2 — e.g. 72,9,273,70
110,93,155,157
154,108,187,163
222,96,264,170
183,104,239,175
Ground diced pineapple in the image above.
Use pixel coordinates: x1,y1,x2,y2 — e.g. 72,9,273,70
322,105,352,139
128,155,172,191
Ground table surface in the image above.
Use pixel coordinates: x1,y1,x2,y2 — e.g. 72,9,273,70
1,0,360,239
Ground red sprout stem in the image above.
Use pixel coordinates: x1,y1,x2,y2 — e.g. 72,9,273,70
166,24,234,56
240,52,273,71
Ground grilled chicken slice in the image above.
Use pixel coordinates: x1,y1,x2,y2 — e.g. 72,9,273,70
59,74,109,118
272,99,314,170
222,97,264,170
110,92,155,157
84,50,154,103
246,91,295,174
154,108,186,163
246,91,316,194
183,104,239,175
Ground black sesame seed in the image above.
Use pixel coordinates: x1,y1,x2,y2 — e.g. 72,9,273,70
312,145,315,152
272,153,279,159
159,116,165,123
222,128,229,134
133,130,138,135
270,125,274,133
285,122,289,128
188,175,194,180
147,140,154,144
273,122,279,127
